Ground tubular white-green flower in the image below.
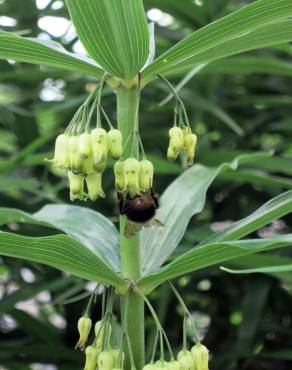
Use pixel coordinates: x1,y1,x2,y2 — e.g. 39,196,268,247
177,350,195,370
79,132,92,159
191,343,209,370
47,134,70,168
77,315,92,349
69,136,83,173
139,160,154,193
123,157,140,197
98,351,116,370
84,345,99,370
108,129,123,160
184,133,197,165
114,161,125,190
86,173,105,200
169,127,184,152
68,171,84,201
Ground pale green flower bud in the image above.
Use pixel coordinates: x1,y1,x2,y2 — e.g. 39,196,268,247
46,134,70,168
139,160,154,193
143,364,156,370
76,315,92,349
123,158,140,197
91,128,109,162
79,132,92,159
114,161,125,190
191,343,209,370
68,171,84,201
98,351,116,370
94,321,112,351
177,350,195,370
95,158,107,173
69,136,83,173
84,345,99,370
182,127,191,137
108,129,123,160
184,133,197,165
155,360,168,369
167,145,179,162
169,127,184,152
82,152,95,175
86,173,105,201
167,360,181,370
110,348,124,368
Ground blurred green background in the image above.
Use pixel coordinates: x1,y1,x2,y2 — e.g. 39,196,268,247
1,0,292,369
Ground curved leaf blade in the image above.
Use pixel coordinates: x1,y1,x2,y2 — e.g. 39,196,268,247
221,265,292,274
160,21,292,79
0,204,120,271
0,31,102,76
201,190,292,245
65,0,149,79
139,235,292,291
227,254,292,283
143,0,292,81
140,154,270,274
0,232,126,290
203,56,292,77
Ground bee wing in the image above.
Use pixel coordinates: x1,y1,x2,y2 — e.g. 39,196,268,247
125,220,142,238
144,218,164,229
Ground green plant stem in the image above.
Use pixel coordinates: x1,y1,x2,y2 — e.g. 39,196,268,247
116,84,144,370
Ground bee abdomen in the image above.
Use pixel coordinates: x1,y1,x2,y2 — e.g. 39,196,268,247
125,206,156,224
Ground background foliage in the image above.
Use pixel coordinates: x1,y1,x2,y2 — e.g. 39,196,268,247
0,0,292,369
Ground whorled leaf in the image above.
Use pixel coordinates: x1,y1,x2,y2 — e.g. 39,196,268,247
141,153,273,273
65,0,149,79
0,232,126,291
139,235,292,292
201,190,292,245
0,31,102,76
143,0,292,82
0,204,120,271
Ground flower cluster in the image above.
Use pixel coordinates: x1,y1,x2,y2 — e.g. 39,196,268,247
143,343,209,370
76,282,209,370
77,315,125,370
47,127,123,201
167,126,197,166
114,158,154,197
46,76,198,204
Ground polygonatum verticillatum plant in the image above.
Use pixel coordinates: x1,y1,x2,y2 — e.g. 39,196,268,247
1,0,292,369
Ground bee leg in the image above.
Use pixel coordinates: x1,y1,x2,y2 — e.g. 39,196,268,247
117,191,126,215
151,187,159,209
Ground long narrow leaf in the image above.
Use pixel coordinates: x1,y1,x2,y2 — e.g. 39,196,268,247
143,0,292,81
227,254,292,284
203,56,292,77
161,21,292,79
0,204,120,271
0,232,126,291
201,190,292,245
222,265,292,274
139,235,292,291
141,153,272,274
0,31,102,76
65,0,149,79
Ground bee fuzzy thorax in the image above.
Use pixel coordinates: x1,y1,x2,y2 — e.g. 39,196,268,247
122,193,157,224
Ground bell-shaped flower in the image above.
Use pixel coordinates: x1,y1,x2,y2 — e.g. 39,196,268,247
191,343,209,370
68,171,85,201
76,315,92,349
86,173,105,201
123,157,140,197
108,129,123,160
139,160,154,193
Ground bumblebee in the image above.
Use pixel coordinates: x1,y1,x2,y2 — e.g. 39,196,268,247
117,188,163,238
